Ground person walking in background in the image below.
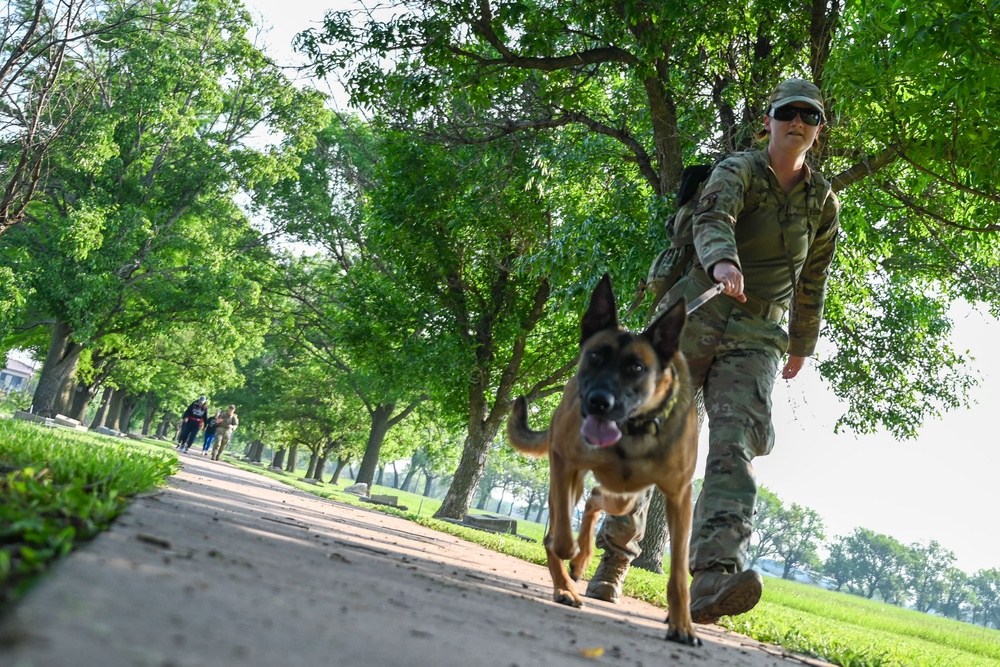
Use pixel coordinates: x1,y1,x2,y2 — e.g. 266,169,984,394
176,396,209,453
201,410,221,455
210,404,239,461
586,78,839,624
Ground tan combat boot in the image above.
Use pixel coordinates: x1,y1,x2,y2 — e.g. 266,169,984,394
585,551,631,603
689,569,763,624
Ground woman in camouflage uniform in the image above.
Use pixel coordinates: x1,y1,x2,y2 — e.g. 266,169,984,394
587,79,840,624
210,405,239,461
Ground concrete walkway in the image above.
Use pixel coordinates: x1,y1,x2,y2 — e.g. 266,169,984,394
0,453,832,667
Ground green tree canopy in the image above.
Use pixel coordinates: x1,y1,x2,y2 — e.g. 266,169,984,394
299,0,1000,440
1,0,326,417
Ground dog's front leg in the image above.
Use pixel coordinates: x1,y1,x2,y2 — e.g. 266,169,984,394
545,453,585,607
570,488,638,582
661,482,701,647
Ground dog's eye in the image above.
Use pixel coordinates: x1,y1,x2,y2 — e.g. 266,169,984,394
588,351,604,365
626,362,645,375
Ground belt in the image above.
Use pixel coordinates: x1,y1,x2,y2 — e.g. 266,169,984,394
689,267,787,325
724,292,786,324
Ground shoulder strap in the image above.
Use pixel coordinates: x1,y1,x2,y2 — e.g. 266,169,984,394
738,150,770,216
806,175,832,244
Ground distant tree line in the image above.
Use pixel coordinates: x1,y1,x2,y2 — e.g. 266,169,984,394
745,486,1000,628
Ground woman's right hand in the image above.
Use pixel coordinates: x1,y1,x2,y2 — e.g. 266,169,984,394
711,260,746,302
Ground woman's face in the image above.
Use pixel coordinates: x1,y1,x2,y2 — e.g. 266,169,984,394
764,105,822,156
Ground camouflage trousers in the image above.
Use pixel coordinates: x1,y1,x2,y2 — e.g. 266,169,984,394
211,429,233,461
595,275,788,574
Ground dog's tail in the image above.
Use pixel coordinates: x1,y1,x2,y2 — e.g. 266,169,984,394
506,396,550,457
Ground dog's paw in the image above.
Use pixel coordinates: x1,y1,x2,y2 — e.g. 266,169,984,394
554,589,583,608
665,625,702,647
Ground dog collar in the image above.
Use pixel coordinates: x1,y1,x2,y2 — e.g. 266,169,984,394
620,363,680,437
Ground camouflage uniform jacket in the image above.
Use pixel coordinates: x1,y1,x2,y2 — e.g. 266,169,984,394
690,149,840,357
218,412,239,433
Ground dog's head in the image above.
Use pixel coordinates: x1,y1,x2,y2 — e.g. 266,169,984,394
576,274,687,448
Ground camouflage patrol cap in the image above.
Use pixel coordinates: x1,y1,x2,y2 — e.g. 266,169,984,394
768,78,824,115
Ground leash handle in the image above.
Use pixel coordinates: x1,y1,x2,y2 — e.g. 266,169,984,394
686,283,724,315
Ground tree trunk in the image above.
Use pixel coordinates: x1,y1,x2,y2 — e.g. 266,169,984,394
105,389,124,434
475,485,490,510
523,490,537,521
285,444,298,472
31,320,84,417
313,449,330,480
633,489,667,574
422,474,435,497
535,502,547,524
118,394,138,433
329,457,348,484
375,464,384,486
400,466,417,492
495,484,506,513
305,450,318,478
68,381,98,422
141,393,158,435
434,418,501,520
89,386,114,430
434,426,499,519
271,447,286,469
156,413,172,438
252,440,266,463
355,404,395,488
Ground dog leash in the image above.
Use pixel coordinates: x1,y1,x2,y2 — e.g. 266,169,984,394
626,281,725,322
686,283,725,315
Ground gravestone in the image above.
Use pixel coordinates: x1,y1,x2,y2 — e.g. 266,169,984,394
14,410,43,424
462,513,517,535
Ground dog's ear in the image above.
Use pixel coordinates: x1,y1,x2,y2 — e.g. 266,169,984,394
643,298,686,360
580,274,618,344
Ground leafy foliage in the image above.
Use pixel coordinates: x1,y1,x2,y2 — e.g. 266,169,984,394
0,0,327,419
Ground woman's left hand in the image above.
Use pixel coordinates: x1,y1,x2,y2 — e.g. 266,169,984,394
781,355,805,379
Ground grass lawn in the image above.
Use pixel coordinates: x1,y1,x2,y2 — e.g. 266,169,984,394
0,418,176,613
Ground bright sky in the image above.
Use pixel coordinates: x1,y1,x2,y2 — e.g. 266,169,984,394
245,0,998,575
755,303,998,574
243,0,351,105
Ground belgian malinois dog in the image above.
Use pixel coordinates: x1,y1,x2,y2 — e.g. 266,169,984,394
507,274,701,646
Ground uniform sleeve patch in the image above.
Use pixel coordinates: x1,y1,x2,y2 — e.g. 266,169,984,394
694,193,717,216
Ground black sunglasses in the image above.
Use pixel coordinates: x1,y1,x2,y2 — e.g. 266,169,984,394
771,105,823,126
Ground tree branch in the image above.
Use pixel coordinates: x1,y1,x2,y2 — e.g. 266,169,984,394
829,145,899,192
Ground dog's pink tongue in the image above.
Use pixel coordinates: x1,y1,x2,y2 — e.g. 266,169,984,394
581,416,622,447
